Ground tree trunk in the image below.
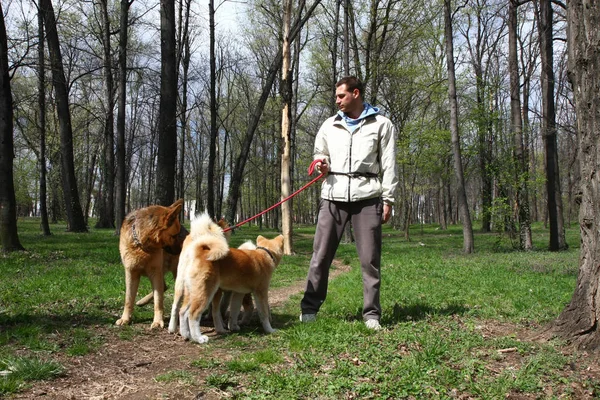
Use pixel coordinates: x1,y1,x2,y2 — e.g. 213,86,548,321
0,3,25,252
96,0,115,229
207,0,218,218
343,0,350,74
444,0,474,253
155,0,177,206
281,0,293,254
115,0,130,233
509,0,532,250
38,5,51,236
537,0,567,250
39,0,87,232
541,0,600,349
178,0,191,220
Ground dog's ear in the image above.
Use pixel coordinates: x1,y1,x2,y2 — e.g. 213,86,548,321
165,199,184,225
170,198,184,212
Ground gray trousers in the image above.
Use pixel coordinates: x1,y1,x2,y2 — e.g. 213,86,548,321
301,197,383,321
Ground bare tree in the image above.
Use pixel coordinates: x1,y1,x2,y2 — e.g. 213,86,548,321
39,0,88,232
155,0,178,206
0,2,25,252
37,3,51,236
280,0,293,254
96,0,116,229
536,0,567,250
445,0,474,253
115,0,132,233
461,0,505,233
508,0,532,249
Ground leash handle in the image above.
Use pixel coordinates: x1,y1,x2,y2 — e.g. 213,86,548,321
308,158,326,176
224,160,326,233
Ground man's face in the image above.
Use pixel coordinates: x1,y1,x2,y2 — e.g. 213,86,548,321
335,84,360,115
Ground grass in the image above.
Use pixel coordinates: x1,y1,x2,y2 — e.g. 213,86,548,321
0,217,596,398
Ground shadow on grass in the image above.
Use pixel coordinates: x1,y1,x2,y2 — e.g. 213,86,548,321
329,302,470,325
389,302,470,323
0,311,115,338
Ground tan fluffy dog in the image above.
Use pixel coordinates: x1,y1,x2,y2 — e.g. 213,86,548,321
116,199,184,329
168,213,284,344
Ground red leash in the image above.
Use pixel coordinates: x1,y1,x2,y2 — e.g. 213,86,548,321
223,159,325,232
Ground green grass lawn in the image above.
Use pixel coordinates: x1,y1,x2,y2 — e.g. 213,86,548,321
0,218,597,398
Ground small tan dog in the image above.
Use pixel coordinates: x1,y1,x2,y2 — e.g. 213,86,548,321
116,199,183,329
168,213,284,344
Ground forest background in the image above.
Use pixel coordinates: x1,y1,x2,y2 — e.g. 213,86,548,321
2,0,575,250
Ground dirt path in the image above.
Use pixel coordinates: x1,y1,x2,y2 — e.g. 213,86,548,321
12,261,351,400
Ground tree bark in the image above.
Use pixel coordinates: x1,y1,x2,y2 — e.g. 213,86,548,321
537,0,567,250
155,0,177,206
115,0,131,233
177,0,191,220
509,0,532,250
281,0,293,254
0,3,25,252
444,0,474,253
39,0,87,232
96,0,116,229
541,0,600,349
207,0,218,218
37,4,51,236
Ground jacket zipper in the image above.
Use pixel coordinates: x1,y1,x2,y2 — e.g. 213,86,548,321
346,120,366,202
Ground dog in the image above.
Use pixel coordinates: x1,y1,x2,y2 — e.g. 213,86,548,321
116,199,184,329
168,213,284,344
134,225,189,307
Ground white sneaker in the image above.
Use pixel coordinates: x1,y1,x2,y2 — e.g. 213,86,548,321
365,319,382,331
299,313,317,323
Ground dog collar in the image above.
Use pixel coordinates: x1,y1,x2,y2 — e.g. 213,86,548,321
256,246,276,263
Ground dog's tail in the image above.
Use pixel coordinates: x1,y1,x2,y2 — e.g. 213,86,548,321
189,212,229,261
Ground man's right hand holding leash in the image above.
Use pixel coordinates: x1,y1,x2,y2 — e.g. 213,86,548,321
315,160,329,175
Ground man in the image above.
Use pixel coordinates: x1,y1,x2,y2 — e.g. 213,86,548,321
300,76,398,330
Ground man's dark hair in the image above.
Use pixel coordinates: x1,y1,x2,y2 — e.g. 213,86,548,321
336,76,364,98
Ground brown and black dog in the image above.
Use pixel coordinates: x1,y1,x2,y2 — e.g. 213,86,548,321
116,199,184,329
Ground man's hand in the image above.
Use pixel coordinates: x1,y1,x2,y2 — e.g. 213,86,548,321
382,203,392,223
316,160,329,174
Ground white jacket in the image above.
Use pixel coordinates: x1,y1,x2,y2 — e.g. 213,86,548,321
314,110,398,204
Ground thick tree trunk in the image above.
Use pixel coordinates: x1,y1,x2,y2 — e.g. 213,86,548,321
444,0,474,253
96,0,115,229
509,0,532,250
38,6,51,236
39,0,87,232
177,0,191,220
155,0,177,206
537,0,567,250
207,0,218,218
115,0,130,233
281,0,293,254
0,4,25,252
542,0,600,349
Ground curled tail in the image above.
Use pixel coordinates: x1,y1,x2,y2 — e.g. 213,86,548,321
189,212,229,261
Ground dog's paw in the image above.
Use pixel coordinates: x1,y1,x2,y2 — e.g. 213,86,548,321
192,335,209,344
115,318,130,326
180,328,191,340
150,320,165,329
